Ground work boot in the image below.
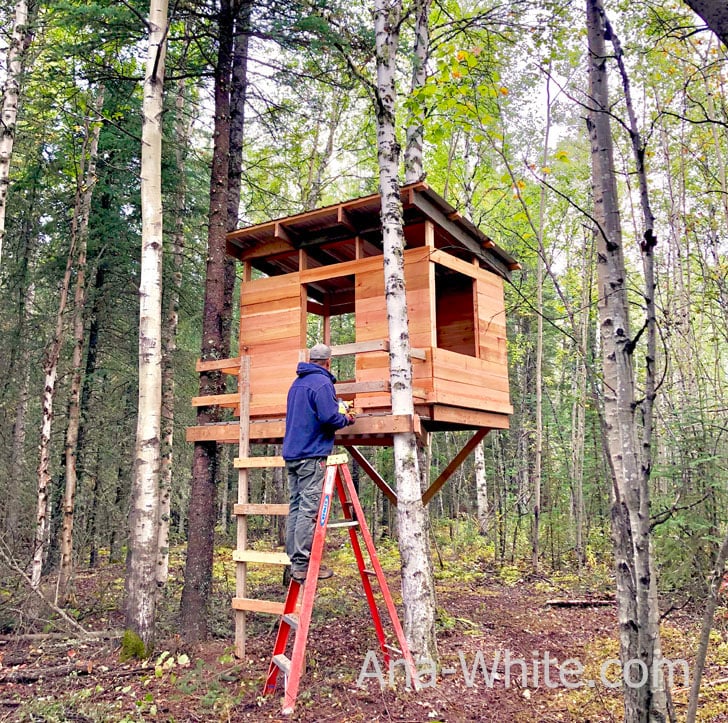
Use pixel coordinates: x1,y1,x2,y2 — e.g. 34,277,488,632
291,566,334,582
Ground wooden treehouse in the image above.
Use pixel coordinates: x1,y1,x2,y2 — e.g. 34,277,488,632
186,181,519,656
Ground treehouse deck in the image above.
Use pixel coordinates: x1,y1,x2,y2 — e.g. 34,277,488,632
186,182,519,448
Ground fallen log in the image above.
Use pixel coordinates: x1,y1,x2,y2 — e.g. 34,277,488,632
544,598,615,607
0,661,91,683
0,629,122,643
0,660,144,684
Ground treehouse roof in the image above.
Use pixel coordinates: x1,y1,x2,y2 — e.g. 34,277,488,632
226,181,520,280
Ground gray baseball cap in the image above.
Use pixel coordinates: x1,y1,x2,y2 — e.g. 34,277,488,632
309,343,332,361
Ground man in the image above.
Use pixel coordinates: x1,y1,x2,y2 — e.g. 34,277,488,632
282,343,355,582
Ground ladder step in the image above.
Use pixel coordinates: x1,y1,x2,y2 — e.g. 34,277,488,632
282,613,299,630
234,455,285,468
384,644,402,655
232,597,285,615
195,356,241,374
234,503,289,516
233,549,290,565
362,569,376,576
328,520,360,529
273,654,292,676
191,392,239,408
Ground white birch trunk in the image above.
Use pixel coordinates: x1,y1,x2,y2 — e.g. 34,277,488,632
586,1,666,719
473,442,489,534
58,90,104,603
125,0,168,649
403,0,430,184
32,140,91,588
374,0,437,663
0,0,30,265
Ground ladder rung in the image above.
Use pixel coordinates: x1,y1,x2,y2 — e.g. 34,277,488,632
384,644,402,655
282,613,299,630
232,597,285,615
233,550,290,565
234,456,285,468
191,393,239,408
362,569,376,576
328,520,359,529
234,503,289,516
273,654,291,676
195,356,241,374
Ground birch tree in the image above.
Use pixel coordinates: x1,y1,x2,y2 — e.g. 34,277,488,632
403,0,429,184
58,88,104,603
586,0,667,718
0,0,33,265
125,0,169,650
31,114,100,589
682,0,728,47
374,0,437,662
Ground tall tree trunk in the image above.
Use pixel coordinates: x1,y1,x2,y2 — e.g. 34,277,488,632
604,14,668,717
158,78,189,587
303,101,341,211
374,0,437,663
474,442,489,535
7,278,34,541
125,0,169,651
682,0,728,48
81,264,105,568
403,0,430,184
571,239,592,567
180,0,236,642
31,125,98,588
532,69,552,573
0,0,33,264
586,1,666,719
58,89,104,603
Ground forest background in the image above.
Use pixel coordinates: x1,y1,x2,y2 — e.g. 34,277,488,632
0,0,727,720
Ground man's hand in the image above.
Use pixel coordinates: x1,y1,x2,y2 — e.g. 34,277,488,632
345,412,356,426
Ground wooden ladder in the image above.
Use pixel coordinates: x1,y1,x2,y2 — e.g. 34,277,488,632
231,356,293,657
263,455,417,716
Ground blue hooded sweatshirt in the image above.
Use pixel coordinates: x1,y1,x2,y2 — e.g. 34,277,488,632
281,362,351,460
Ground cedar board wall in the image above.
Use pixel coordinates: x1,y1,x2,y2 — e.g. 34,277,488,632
238,247,511,420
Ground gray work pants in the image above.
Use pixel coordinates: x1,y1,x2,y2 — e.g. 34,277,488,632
285,457,326,574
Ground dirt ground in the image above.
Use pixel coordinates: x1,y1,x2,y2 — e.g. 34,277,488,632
1,541,726,722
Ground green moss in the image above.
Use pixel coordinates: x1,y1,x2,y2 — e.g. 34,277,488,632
119,629,149,661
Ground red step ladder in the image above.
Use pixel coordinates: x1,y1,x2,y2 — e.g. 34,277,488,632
263,453,417,715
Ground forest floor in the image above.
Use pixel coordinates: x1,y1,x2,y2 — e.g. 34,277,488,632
2,526,728,722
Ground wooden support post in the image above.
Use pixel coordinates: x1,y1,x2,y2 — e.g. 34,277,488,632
235,355,251,659
424,219,435,248
421,428,489,506
346,446,398,505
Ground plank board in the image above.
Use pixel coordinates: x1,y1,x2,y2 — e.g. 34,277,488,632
431,405,510,429
191,393,239,408
196,356,241,374
232,550,290,565
234,503,290,516
232,597,286,615
233,456,285,468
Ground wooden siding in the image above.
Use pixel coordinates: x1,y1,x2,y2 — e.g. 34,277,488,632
233,247,511,423
240,272,302,418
